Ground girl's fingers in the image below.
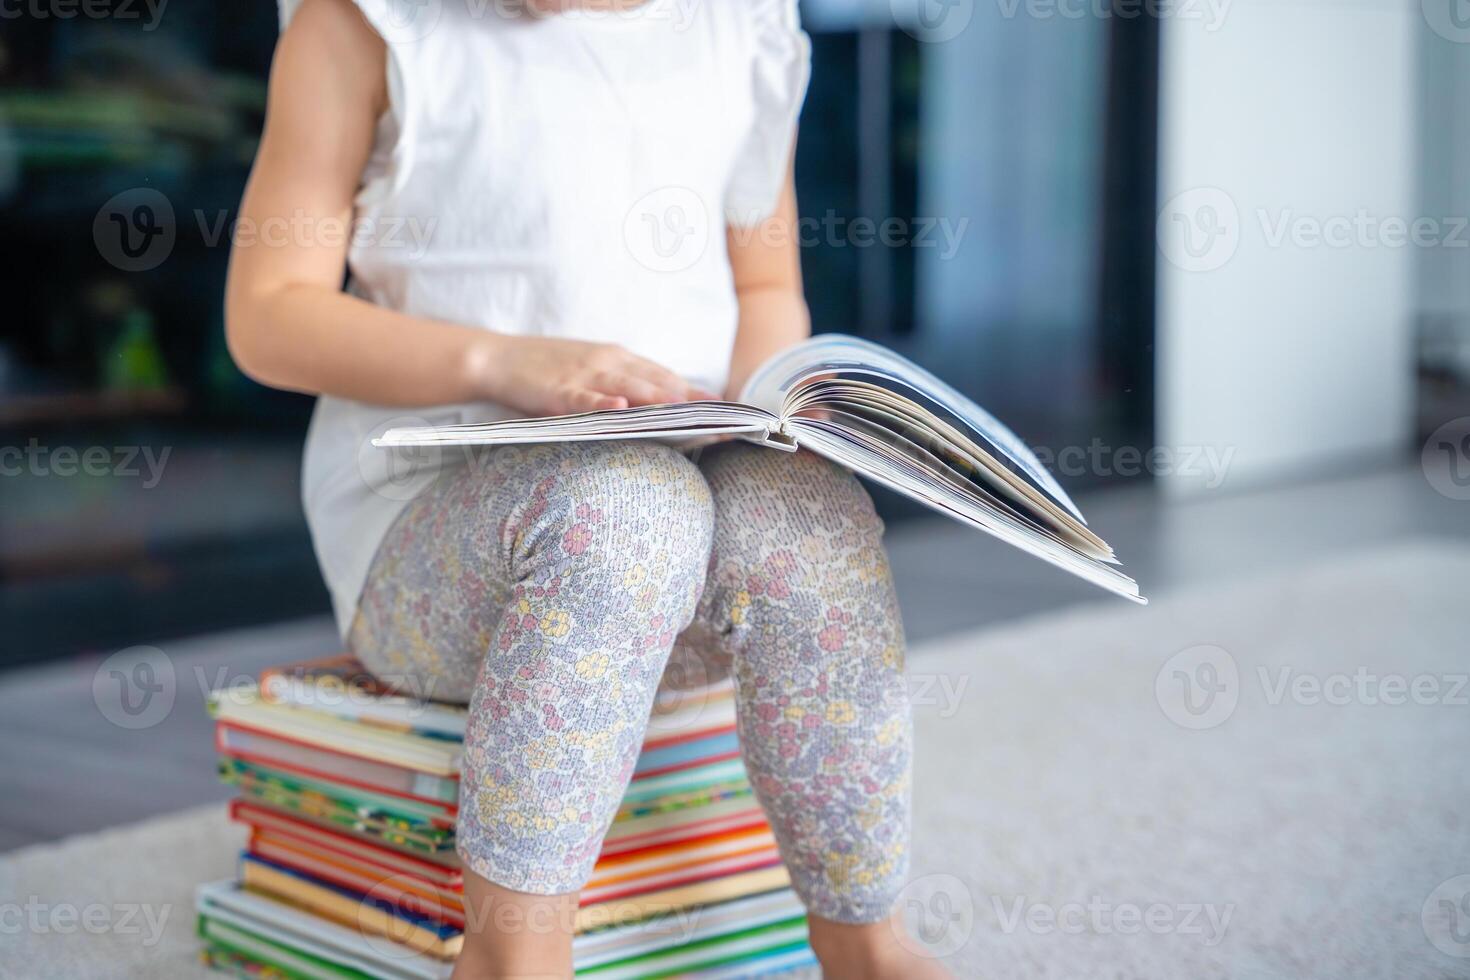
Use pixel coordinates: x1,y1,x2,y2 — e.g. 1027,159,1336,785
593,369,681,406
621,356,697,400
606,373,682,407
624,362,721,404
565,387,627,412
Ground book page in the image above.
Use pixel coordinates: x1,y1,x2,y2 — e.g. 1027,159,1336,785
786,378,1109,555
786,419,1142,603
741,334,1083,523
806,406,1111,559
375,403,781,448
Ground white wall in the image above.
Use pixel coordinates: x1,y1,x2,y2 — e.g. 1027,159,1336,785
1156,0,1418,493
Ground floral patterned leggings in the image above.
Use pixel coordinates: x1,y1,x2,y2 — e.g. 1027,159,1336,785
349,440,911,923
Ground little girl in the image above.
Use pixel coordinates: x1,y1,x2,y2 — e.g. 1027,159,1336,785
228,1,947,976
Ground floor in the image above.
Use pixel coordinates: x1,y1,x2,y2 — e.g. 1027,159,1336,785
10,539,1467,979
1,454,1464,853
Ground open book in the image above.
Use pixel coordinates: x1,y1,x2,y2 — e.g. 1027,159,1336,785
376,335,1144,603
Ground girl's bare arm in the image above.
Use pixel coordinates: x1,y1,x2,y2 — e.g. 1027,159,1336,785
724,163,811,400
226,0,699,414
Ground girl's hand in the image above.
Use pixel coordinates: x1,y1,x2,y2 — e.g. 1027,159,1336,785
473,335,717,416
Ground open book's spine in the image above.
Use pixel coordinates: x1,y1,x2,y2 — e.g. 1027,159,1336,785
764,422,799,451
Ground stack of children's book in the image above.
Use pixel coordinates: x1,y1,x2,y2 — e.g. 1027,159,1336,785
197,655,814,979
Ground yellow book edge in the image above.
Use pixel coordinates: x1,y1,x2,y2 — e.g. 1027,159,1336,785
575,864,791,933
242,860,462,961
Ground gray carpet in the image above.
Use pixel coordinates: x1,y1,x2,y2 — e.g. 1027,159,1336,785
3,540,1468,979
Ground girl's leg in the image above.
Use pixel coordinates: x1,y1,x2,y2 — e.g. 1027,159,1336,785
688,444,944,976
351,442,714,977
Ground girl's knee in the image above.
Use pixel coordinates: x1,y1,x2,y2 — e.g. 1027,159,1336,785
701,446,886,579
567,441,711,541
791,450,884,532
704,444,883,534
694,445,902,653
508,441,714,589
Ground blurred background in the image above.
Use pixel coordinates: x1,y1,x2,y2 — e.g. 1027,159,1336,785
0,0,1158,663
2,0,1469,867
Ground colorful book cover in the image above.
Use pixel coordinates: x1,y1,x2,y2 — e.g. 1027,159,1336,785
200,920,369,980
256,656,735,747
199,878,810,979
218,723,459,806
201,944,308,980
198,880,450,980
202,917,813,980
618,758,749,808
632,731,742,780
584,825,781,905
221,761,456,856
259,655,468,741
205,659,817,980
227,786,454,857
614,783,755,822
240,855,463,961
579,923,811,979
231,800,461,878
246,830,465,928
213,685,462,776
601,796,767,857
574,865,793,934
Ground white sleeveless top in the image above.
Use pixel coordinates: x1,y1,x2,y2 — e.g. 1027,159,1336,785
275,0,811,634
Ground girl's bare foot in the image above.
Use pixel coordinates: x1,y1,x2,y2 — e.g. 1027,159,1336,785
806,913,956,980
